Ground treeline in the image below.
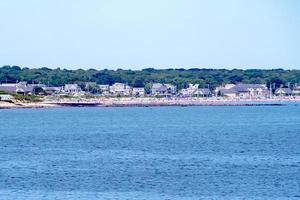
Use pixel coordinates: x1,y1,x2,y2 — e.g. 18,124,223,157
1,65,300,89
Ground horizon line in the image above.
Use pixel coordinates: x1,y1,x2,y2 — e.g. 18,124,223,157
1,65,300,71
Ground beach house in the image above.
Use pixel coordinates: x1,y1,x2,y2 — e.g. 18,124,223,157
63,84,81,94
109,83,132,96
0,82,35,95
195,88,212,97
151,83,176,96
180,84,199,97
99,84,109,91
275,88,292,96
99,84,110,95
180,84,212,97
216,84,269,98
292,86,300,96
42,86,62,95
0,94,12,101
132,88,145,96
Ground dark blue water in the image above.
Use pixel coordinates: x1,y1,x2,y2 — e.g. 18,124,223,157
0,105,300,199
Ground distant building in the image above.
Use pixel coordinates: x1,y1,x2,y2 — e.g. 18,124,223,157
0,94,12,101
0,82,35,95
216,84,269,98
195,88,212,97
99,84,109,91
109,83,132,96
180,84,212,97
217,88,237,98
42,86,62,95
151,83,176,96
164,84,177,95
180,84,199,97
151,83,165,95
30,83,46,88
98,84,110,96
63,84,81,94
275,88,292,96
132,88,145,96
292,86,300,96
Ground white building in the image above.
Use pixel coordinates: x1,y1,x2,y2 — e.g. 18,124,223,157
180,84,199,97
132,88,145,96
292,86,300,96
109,83,132,96
63,84,81,94
180,84,211,97
99,85,109,91
98,84,110,96
0,94,12,101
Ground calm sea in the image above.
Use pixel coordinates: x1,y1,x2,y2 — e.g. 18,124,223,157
0,105,300,200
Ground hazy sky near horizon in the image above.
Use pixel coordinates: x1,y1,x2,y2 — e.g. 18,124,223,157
0,0,299,70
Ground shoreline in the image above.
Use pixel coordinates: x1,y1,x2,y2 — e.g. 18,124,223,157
1,97,300,109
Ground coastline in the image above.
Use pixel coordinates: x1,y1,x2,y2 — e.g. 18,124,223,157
1,97,300,109
0,101,61,109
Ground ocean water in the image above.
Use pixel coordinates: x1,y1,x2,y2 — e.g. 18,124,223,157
0,105,300,200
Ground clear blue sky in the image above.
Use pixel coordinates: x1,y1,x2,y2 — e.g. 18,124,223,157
0,0,299,70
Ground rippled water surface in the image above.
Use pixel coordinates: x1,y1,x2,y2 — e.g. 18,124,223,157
0,105,300,199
